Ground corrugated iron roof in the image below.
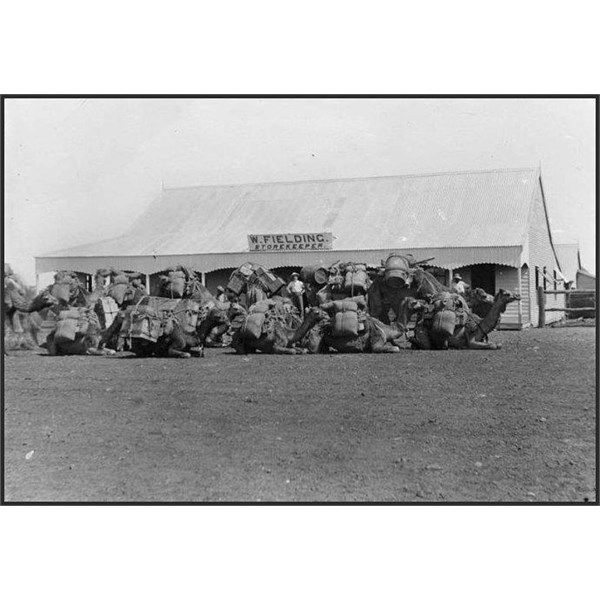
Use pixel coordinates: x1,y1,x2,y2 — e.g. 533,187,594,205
40,167,540,259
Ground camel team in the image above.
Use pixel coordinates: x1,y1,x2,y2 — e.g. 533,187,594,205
4,256,519,356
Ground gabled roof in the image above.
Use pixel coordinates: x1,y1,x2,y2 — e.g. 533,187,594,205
577,267,595,279
555,243,582,283
40,167,541,259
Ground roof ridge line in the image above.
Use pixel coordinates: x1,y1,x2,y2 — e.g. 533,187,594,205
162,166,539,191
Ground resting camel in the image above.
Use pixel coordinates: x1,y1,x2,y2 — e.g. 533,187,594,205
151,301,229,358
370,266,496,326
4,282,57,334
42,271,147,355
368,268,447,326
304,310,405,354
156,266,215,303
4,278,57,350
46,308,115,356
231,303,321,354
411,289,520,350
104,298,229,358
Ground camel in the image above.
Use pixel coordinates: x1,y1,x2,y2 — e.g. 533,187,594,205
103,298,229,358
137,301,230,358
46,271,91,306
4,280,57,333
303,309,405,354
369,263,496,326
368,267,447,326
231,303,321,354
41,272,147,355
411,289,520,350
46,308,115,356
157,266,215,303
4,276,58,349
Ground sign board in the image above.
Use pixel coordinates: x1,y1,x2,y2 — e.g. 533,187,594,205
248,233,333,252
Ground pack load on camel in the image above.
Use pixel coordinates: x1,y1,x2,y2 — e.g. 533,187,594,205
36,269,149,355
409,291,470,349
305,261,372,307
382,254,415,288
45,306,114,356
102,295,229,358
157,265,214,302
230,297,318,354
410,289,520,350
319,298,368,338
366,254,438,326
227,263,286,306
303,303,404,354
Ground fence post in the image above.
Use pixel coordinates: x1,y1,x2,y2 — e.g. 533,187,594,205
537,286,546,327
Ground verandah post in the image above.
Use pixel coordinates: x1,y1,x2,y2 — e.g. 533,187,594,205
537,286,546,327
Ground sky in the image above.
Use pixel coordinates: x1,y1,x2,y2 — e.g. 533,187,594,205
4,97,596,285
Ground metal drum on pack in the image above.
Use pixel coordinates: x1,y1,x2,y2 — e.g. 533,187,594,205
300,265,329,286
384,255,411,288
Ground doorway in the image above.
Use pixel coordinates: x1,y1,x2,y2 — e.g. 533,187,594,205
470,264,496,294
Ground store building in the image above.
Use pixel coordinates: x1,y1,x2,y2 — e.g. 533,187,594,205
36,167,567,328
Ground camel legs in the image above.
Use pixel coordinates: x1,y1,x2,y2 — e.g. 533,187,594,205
86,347,116,356
466,338,502,350
273,345,307,354
46,333,59,355
99,312,124,350
11,312,24,334
167,348,192,358
165,334,193,358
371,343,400,353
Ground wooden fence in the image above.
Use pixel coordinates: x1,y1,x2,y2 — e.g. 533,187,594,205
537,287,596,327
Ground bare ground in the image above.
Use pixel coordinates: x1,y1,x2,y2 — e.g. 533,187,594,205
3,327,596,503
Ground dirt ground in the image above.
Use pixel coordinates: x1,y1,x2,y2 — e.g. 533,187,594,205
3,327,596,503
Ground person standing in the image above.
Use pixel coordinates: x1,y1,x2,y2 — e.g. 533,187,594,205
286,272,305,314
215,285,227,303
450,274,468,295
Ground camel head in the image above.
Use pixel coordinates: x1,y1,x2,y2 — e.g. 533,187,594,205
406,297,428,314
50,271,87,305
494,289,521,313
36,290,60,310
4,277,26,308
163,316,176,336
471,287,494,304
121,283,146,307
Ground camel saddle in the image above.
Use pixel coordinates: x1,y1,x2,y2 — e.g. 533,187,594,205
54,307,94,343
126,297,180,342
321,299,363,338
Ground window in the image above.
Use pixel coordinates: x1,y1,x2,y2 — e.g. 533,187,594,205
543,267,547,290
